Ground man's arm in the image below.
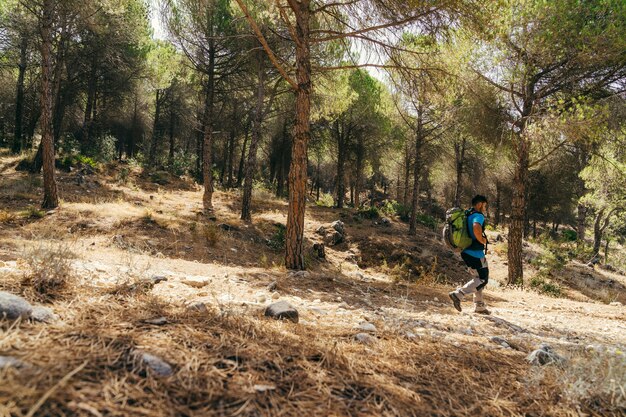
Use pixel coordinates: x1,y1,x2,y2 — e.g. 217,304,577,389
473,223,487,245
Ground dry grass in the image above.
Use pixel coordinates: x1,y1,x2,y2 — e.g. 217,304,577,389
3,279,615,417
2,284,623,417
20,242,76,301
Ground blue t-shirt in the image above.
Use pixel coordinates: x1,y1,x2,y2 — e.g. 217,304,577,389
462,212,485,259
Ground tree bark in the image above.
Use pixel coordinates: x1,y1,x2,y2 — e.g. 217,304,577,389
202,39,216,213
12,35,28,154
241,51,266,222
507,136,529,285
403,142,411,206
354,139,364,208
40,0,58,209
335,119,347,208
236,120,250,187
494,181,502,227
149,89,162,165
81,57,97,149
226,101,237,188
593,207,620,258
453,136,466,207
168,105,176,167
285,0,311,270
409,110,423,235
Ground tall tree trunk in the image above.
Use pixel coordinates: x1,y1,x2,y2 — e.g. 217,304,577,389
129,91,139,158
227,102,237,188
241,52,266,222
403,142,411,206
149,89,162,165
276,121,288,197
409,111,423,235
202,39,216,213
507,136,529,285
316,156,321,201
593,208,605,258
81,58,97,149
12,35,28,154
40,0,58,209
453,136,466,207
577,204,587,242
494,181,502,227
335,120,346,208
354,140,364,208
285,0,311,270
236,121,249,187
168,107,176,167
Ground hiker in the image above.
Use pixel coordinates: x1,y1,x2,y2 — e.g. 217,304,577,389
449,195,490,314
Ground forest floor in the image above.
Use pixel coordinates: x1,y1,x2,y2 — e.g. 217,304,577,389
0,150,625,417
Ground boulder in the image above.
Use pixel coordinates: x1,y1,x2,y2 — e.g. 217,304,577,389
331,220,344,234
325,231,343,246
264,301,299,323
0,291,33,320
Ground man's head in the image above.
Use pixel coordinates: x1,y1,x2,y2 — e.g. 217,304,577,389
471,195,488,213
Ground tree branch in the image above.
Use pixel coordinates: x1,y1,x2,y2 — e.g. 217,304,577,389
311,9,440,43
233,0,298,90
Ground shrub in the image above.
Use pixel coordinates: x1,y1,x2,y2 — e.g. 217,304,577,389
561,229,577,242
170,150,196,176
380,200,410,221
0,210,17,224
202,224,220,247
315,192,334,208
22,242,75,299
22,206,45,219
267,224,286,250
529,274,562,297
416,213,439,230
357,206,380,219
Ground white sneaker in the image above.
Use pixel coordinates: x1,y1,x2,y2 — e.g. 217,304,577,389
474,301,490,315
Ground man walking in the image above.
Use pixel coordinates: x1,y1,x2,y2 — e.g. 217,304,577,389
449,195,490,314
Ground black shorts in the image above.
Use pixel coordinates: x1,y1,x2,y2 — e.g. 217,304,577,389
461,252,489,285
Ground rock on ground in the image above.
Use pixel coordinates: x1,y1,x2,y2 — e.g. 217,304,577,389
355,333,376,345
0,356,30,369
135,351,173,377
356,322,377,333
264,301,299,323
527,344,566,366
0,291,33,320
31,306,59,323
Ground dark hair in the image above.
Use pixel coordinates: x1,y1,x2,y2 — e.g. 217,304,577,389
471,195,488,205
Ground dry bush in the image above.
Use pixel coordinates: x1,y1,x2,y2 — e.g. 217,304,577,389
557,348,626,413
21,242,76,300
0,210,17,224
200,223,221,247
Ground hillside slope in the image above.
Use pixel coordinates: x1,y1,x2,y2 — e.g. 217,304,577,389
1,154,624,416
